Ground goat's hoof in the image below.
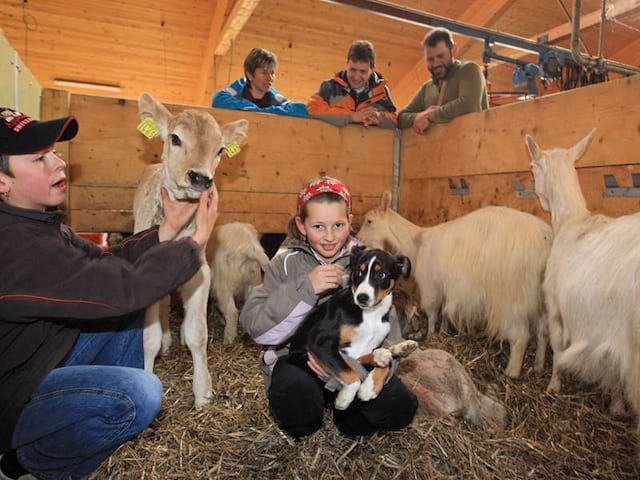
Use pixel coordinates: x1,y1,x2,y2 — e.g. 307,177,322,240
194,393,214,408
504,365,521,379
546,379,561,394
223,334,236,345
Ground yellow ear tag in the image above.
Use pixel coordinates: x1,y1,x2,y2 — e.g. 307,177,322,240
137,117,160,139
224,141,241,158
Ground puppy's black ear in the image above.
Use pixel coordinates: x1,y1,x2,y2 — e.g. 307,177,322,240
396,255,411,279
350,245,367,268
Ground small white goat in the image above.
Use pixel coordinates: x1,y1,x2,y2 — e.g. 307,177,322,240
134,93,248,406
208,222,269,345
357,193,552,378
526,130,640,420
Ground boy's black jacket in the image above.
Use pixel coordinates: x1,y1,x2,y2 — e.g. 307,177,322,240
0,202,202,452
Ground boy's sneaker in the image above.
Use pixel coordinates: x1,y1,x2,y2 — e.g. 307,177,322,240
0,452,37,480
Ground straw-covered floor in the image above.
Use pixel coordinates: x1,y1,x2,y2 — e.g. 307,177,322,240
94,306,640,480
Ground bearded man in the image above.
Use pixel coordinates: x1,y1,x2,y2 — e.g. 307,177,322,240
398,28,488,133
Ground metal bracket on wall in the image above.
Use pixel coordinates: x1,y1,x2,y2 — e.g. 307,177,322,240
604,174,640,197
514,179,537,199
448,178,469,195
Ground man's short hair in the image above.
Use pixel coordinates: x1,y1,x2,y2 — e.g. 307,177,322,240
422,28,454,49
0,154,12,177
244,48,278,78
347,40,375,68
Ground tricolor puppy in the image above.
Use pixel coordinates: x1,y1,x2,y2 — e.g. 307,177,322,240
290,245,417,410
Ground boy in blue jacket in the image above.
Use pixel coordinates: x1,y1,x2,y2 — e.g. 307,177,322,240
212,48,307,118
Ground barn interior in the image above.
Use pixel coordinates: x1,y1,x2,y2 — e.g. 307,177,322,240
2,0,640,478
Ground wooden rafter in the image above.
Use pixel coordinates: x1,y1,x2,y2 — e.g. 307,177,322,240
196,0,230,105
215,0,261,56
195,0,261,105
392,0,514,107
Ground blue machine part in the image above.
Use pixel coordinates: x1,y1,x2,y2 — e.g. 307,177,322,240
512,63,541,96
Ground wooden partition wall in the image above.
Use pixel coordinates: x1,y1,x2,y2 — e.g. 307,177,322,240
399,74,640,226
43,74,640,234
44,90,395,233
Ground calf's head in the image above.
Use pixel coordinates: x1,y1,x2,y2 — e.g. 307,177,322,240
139,93,248,199
349,245,411,309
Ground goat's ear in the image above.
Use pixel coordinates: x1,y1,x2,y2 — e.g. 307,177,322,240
138,92,171,139
525,134,542,163
350,245,367,268
396,255,411,279
381,191,392,212
221,119,249,149
571,128,596,163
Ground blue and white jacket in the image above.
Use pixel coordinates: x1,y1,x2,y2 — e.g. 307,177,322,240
212,78,308,118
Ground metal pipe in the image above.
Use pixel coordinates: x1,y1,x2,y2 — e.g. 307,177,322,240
391,129,401,212
597,0,607,58
571,0,597,67
571,0,639,75
323,0,640,76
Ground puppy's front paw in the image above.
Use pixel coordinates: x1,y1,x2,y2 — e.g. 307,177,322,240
373,348,393,367
335,382,359,410
357,372,379,402
389,340,418,358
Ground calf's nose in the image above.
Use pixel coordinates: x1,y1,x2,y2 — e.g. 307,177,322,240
188,171,213,191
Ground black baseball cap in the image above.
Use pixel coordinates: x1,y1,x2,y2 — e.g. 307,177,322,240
0,107,78,155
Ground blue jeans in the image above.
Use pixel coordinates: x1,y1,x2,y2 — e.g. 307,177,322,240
12,313,163,480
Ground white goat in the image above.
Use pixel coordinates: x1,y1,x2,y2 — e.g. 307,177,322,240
208,222,269,345
526,130,640,420
134,93,248,406
357,193,551,378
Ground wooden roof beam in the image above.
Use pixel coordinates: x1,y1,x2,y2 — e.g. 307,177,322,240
195,0,230,105
214,0,261,57
195,0,261,105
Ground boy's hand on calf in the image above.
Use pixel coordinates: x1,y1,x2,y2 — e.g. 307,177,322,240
158,187,199,241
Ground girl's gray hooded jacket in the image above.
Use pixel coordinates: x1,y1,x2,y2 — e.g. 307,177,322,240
239,237,403,387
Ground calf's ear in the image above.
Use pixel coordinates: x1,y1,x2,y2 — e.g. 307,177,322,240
221,119,249,151
138,92,172,140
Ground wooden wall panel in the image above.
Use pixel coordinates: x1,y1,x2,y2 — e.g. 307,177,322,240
401,74,640,181
58,91,394,232
401,165,640,227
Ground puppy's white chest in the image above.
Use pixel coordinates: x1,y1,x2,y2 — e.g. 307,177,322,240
344,295,392,358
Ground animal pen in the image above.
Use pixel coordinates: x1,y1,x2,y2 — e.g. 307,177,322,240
39,74,640,479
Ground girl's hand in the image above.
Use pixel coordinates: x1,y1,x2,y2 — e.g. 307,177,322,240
158,188,199,241
308,264,345,294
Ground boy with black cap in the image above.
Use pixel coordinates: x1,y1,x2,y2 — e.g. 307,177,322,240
0,107,220,480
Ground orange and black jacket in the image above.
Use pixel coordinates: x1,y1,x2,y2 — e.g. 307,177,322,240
307,70,397,129
0,201,202,452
